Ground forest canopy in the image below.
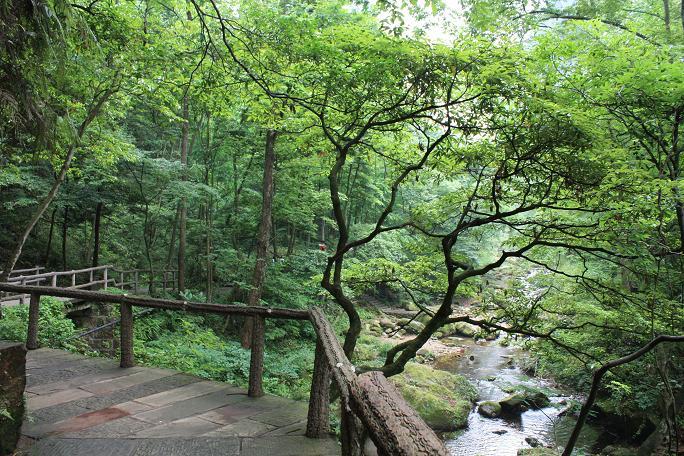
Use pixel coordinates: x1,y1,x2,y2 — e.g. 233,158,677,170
0,0,683,454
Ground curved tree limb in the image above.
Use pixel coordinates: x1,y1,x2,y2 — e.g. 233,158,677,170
563,335,684,456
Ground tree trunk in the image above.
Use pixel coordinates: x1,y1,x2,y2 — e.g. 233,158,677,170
166,205,180,270
664,0,671,35
61,206,69,271
241,129,278,348
92,202,103,267
178,93,189,292
287,223,295,256
0,82,118,282
43,208,57,265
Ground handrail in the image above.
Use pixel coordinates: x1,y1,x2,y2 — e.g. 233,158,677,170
0,264,182,306
307,308,447,455
0,266,45,276
6,265,112,282
0,283,447,456
0,284,308,319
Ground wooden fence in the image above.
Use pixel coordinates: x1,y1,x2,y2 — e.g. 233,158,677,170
0,283,447,456
0,266,178,305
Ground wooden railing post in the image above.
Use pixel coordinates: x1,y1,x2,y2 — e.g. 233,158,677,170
340,405,363,456
119,302,134,368
120,271,125,289
19,278,26,304
134,271,139,293
248,315,265,397
51,273,57,287
71,272,76,288
27,293,41,350
103,267,108,290
306,338,331,438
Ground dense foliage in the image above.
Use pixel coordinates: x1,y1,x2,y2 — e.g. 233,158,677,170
1,0,683,452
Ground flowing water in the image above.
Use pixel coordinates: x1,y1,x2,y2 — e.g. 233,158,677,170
443,338,605,455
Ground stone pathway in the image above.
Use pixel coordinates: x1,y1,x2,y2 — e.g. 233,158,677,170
18,348,339,456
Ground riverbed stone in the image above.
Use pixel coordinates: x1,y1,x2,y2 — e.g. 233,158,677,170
502,385,551,409
499,393,529,414
390,362,477,431
477,401,502,418
433,348,465,371
525,436,542,447
448,322,480,337
0,341,26,455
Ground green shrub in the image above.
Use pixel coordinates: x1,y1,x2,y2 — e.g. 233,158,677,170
0,297,79,349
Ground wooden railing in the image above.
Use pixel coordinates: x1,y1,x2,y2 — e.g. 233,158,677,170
112,268,178,294
0,265,114,305
0,283,447,455
0,266,179,305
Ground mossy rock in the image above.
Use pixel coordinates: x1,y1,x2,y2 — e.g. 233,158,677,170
477,401,502,418
433,348,465,371
499,394,528,413
442,322,478,338
501,385,551,409
407,320,425,334
391,362,478,431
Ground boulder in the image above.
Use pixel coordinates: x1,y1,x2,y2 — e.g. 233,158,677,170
391,362,478,431
499,394,529,414
477,401,502,418
433,348,466,371
379,318,394,328
0,341,26,455
502,385,551,409
407,320,425,334
525,437,542,448
442,322,479,338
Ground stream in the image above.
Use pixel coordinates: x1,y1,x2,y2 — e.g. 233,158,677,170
443,337,607,455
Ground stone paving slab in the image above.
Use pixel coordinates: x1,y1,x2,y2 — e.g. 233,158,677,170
241,436,339,456
196,403,264,425
201,419,276,437
135,380,232,407
132,389,249,425
24,407,130,438
249,404,309,427
80,369,176,395
20,349,339,456
26,374,197,425
28,366,144,395
132,416,223,438
59,416,155,438
132,437,241,456
27,437,139,456
28,387,94,410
